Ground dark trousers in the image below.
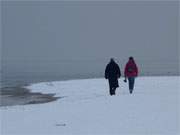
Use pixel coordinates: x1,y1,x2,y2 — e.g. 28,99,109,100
109,87,116,95
108,78,118,96
128,77,135,94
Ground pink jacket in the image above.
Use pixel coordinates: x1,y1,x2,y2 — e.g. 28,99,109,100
124,60,138,77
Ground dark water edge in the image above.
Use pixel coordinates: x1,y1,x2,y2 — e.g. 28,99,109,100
0,74,102,107
0,86,59,107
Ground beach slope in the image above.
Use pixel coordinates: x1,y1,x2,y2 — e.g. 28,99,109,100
0,76,179,135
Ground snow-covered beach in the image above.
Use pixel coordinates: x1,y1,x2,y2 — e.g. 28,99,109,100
1,1,179,134
0,76,179,135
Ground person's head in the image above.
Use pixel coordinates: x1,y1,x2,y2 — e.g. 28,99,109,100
129,56,134,62
110,58,115,63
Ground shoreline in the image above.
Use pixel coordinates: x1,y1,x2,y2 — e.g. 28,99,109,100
1,75,179,107
0,86,59,107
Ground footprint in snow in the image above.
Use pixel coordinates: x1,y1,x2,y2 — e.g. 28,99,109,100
55,123,66,127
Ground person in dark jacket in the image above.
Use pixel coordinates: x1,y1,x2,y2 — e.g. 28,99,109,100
105,58,121,96
124,57,138,94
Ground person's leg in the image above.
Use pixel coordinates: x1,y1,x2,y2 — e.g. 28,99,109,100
128,77,135,94
128,77,131,93
112,87,116,95
108,80,112,95
109,80,116,95
109,87,112,95
109,85,113,96
109,87,116,95
128,77,133,94
131,77,135,93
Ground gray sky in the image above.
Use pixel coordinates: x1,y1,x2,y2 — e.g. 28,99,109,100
1,1,179,76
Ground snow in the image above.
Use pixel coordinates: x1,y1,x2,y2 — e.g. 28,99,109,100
0,76,179,135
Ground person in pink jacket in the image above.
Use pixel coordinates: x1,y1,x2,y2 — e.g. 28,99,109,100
124,57,138,94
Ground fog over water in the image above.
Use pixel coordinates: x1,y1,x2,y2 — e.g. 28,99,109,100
1,1,179,87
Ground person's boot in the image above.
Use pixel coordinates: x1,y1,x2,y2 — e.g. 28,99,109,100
130,89,133,94
112,88,116,95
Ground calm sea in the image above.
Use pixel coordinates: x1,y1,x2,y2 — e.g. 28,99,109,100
1,60,179,89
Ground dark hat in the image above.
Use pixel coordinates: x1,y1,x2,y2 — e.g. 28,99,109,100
110,58,115,62
129,56,134,60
